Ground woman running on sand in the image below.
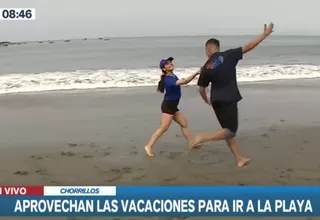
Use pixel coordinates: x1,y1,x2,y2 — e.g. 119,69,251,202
145,57,200,157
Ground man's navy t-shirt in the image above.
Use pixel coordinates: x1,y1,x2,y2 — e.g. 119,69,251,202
197,47,243,103
164,74,181,100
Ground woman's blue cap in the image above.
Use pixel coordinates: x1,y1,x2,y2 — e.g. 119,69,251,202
159,57,174,69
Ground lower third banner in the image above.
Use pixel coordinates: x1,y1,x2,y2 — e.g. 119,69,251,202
0,186,318,216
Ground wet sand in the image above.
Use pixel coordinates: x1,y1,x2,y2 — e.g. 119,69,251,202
0,79,320,220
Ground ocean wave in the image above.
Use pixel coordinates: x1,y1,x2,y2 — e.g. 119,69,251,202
0,64,320,94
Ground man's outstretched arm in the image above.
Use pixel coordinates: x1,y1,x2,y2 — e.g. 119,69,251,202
242,23,274,54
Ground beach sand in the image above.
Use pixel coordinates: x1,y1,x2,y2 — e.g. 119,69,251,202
0,79,320,220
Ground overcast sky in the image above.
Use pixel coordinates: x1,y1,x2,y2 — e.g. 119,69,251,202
0,0,319,41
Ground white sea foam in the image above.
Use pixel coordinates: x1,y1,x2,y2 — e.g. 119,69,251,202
0,64,320,94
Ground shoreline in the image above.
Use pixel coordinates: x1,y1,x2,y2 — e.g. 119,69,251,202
1,78,319,97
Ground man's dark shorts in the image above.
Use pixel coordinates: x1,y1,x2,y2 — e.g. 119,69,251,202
212,101,238,133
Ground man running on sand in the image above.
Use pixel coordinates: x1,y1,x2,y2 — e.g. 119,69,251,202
189,23,274,168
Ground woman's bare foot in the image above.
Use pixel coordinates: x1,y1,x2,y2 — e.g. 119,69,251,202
145,146,155,157
237,158,250,168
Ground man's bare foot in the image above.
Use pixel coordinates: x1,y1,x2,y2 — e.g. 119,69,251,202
189,135,202,149
145,146,155,157
237,158,250,168
187,137,202,149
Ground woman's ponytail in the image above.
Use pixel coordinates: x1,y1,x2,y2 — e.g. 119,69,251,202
157,71,166,93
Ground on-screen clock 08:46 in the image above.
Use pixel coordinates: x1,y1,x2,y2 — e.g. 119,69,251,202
0,8,36,20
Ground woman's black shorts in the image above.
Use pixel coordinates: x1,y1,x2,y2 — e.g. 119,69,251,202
212,101,238,133
161,100,180,115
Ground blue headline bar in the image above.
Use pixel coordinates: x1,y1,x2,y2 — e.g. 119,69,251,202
0,186,319,216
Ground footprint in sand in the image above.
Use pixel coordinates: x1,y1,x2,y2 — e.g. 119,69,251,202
103,168,134,183
33,155,55,159
105,175,122,183
49,180,63,185
159,150,165,155
61,151,76,157
109,167,132,173
104,167,132,175
164,177,177,182
133,174,146,181
268,125,277,131
167,152,183,160
34,168,50,176
163,144,170,149
130,146,137,154
276,179,288,185
13,170,29,176
68,143,78,147
30,155,43,160
88,142,99,148
260,133,270,138
296,176,313,181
